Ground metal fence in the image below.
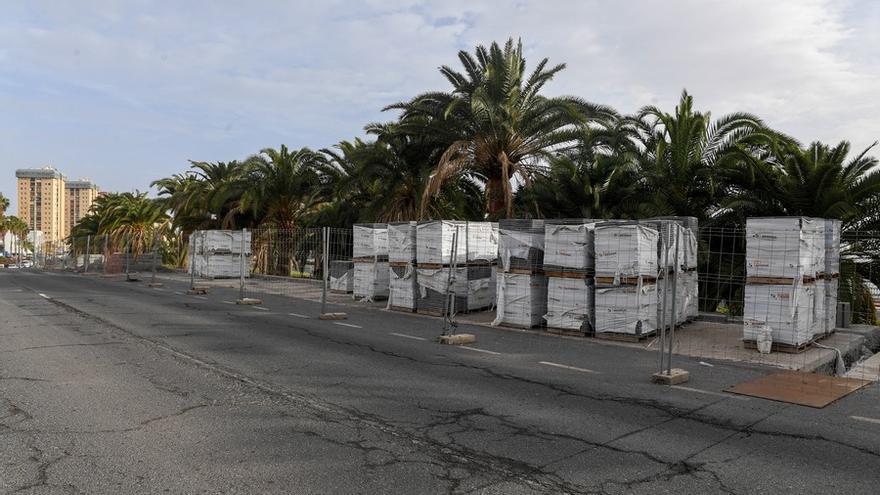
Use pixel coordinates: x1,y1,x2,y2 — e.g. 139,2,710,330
33,221,880,398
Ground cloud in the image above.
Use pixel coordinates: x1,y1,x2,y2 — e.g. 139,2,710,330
1,0,877,214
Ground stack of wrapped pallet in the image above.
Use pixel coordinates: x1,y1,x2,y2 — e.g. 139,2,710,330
329,260,353,293
188,230,252,279
744,217,825,349
387,222,418,312
493,219,547,328
594,222,659,337
543,220,597,334
819,219,841,336
645,217,700,326
416,221,497,316
353,223,389,301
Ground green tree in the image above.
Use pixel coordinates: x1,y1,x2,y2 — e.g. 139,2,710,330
0,192,9,217
384,38,616,218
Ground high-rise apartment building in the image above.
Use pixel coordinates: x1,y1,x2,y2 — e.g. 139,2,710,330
65,179,99,237
15,167,67,244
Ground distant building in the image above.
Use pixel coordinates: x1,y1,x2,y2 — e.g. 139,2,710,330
65,179,99,237
15,167,100,244
16,167,67,244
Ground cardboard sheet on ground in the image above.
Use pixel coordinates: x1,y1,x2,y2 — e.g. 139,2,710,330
726,370,871,408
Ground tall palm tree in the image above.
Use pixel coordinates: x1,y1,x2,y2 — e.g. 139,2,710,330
0,192,9,217
382,38,616,218
152,160,246,232
625,90,766,219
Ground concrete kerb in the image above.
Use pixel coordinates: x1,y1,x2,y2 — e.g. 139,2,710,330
652,368,690,385
236,298,263,305
438,334,476,345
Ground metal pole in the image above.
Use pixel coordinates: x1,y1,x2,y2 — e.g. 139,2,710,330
124,235,131,280
667,225,681,376
658,224,670,374
84,235,91,273
321,227,329,315
190,232,197,289
443,227,460,336
151,235,158,285
240,228,247,302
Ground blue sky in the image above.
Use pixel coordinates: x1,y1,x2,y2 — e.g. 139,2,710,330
2,0,878,215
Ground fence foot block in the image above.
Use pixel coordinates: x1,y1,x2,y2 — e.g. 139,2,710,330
319,312,348,320
652,368,690,385
148,282,164,288
187,287,209,295
438,334,476,345
236,298,263,305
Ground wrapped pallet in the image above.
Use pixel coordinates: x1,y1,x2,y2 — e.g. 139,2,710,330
416,221,498,265
746,217,824,279
387,222,418,311
329,260,353,293
497,219,544,272
824,278,839,334
544,220,596,274
681,271,699,320
595,282,658,335
594,222,659,279
416,265,495,314
188,230,252,279
544,277,594,333
824,219,841,276
190,253,250,279
353,223,388,261
744,282,815,347
492,272,548,328
353,261,389,301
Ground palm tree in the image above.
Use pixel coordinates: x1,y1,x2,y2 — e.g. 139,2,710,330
152,160,246,232
625,90,766,219
0,192,9,217
382,38,616,218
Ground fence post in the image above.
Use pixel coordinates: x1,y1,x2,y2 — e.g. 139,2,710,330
442,227,460,336
321,227,329,315
667,229,680,376
240,228,246,301
103,235,109,275
658,225,670,374
190,232,197,289
150,235,158,286
84,235,91,274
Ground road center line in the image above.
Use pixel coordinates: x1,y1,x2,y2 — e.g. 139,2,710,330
851,415,880,425
252,306,269,311
389,332,427,341
460,346,501,355
288,313,310,318
194,296,208,300
670,385,748,400
539,361,599,374
333,322,362,328
38,293,50,299
222,300,236,305
174,291,185,295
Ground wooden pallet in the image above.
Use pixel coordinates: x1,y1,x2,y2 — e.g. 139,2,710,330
498,267,544,275
330,289,352,295
497,321,544,330
353,256,389,263
545,270,591,280
388,305,416,313
594,329,657,343
746,276,816,285
595,275,657,286
389,261,414,268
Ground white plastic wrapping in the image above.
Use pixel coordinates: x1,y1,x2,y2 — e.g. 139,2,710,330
825,278,838,333
825,219,840,275
416,221,498,265
353,261,389,301
595,282,658,335
353,224,388,259
544,277,594,331
497,229,544,271
190,230,252,255
415,266,495,311
594,223,659,278
492,273,548,327
388,264,418,310
189,254,250,279
746,217,824,279
743,282,815,346
544,223,595,270
330,270,353,293
388,222,417,263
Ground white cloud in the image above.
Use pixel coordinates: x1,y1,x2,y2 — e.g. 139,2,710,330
1,0,878,214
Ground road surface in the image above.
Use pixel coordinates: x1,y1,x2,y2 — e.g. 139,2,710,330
1,270,878,494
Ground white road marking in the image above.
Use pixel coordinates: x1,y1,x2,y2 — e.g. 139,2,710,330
174,291,185,295
222,300,236,305
334,322,362,329
194,296,208,300
252,306,269,311
389,332,427,341
851,415,880,425
288,313,310,318
38,293,50,299
460,346,501,356
539,361,599,374
670,385,749,400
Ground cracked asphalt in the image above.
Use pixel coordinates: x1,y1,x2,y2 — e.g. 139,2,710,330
1,270,879,494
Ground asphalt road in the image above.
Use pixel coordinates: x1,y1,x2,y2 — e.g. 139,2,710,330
1,270,879,494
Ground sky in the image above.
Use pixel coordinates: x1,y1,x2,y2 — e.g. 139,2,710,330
2,0,879,215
